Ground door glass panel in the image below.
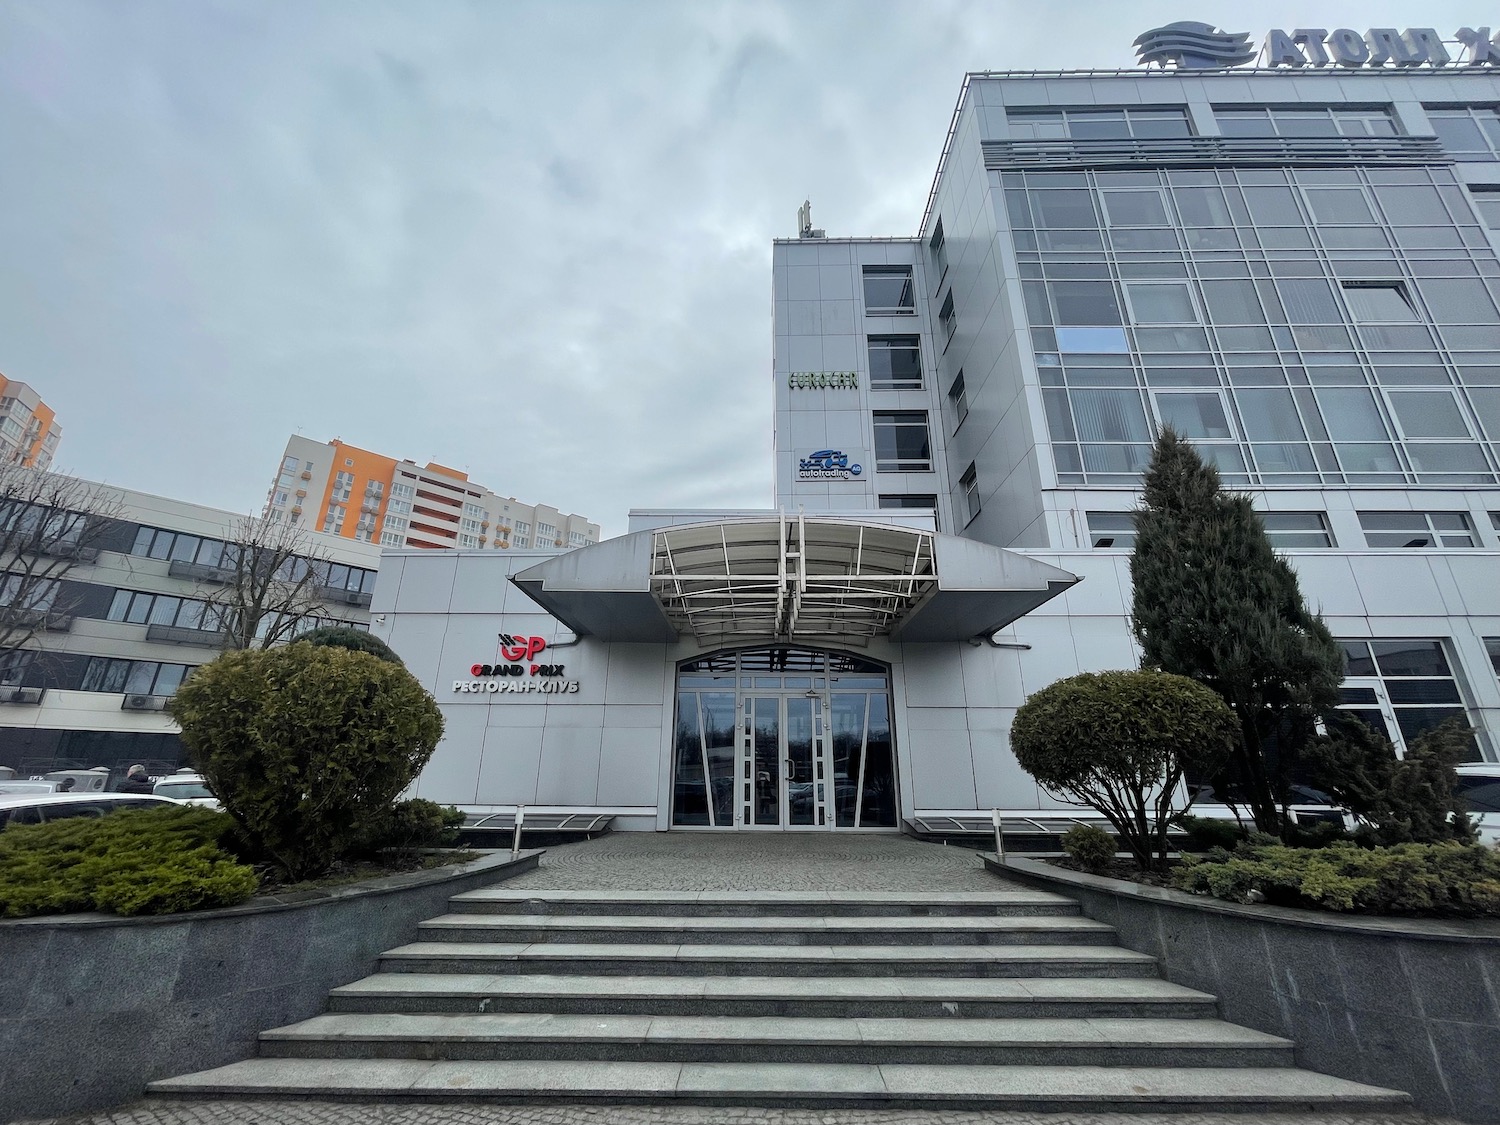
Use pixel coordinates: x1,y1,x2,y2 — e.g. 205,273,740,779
831,694,866,827
752,697,780,826
860,693,897,827
785,697,816,826
701,692,737,827
671,691,709,826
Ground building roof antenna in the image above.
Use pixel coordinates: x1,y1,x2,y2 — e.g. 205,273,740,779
797,200,825,239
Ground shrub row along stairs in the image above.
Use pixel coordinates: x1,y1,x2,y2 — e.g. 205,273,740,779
149,888,1410,1112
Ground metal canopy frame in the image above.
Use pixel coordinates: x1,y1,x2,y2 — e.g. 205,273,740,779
649,515,937,647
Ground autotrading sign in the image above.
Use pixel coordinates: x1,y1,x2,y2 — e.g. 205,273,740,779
1135,21,1500,68
797,450,863,481
453,632,579,695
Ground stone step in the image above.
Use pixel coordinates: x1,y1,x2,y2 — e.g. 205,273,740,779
446,889,1080,918
329,973,1221,1019
414,912,1119,946
147,1058,1410,1112
377,942,1161,979
259,1012,1296,1068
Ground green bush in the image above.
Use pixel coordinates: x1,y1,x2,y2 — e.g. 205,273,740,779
170,644,445,880
0,806,258,918
294,625,405,666
1060,825,1116,871
1011,669,1238,870
1174,814,1246,853
1174,840,1500,917
357,799,466,855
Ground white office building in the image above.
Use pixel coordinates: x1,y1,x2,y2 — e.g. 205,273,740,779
379,33,1500,831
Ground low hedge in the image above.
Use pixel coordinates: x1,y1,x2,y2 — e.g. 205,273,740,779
0,806,259,918
1174,840,1500,917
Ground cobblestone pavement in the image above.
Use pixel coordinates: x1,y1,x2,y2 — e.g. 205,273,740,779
18,1100,1464,1125
501,832,1008,892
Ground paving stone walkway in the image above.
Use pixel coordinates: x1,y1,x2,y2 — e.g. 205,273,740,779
501,832,1006,892
19,1098,1463,1125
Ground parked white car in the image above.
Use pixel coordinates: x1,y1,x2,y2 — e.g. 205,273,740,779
0,792,181,830
1455,764,1500,846
152,770,221,809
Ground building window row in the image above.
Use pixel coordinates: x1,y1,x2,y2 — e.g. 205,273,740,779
1084,509,1492,550
82,657,194,698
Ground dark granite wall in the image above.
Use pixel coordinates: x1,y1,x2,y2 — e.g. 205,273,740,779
993,855,1500,1124
0,851,540,1123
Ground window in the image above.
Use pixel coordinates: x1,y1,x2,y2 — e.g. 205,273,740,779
514,521,530,535
379,531,404,548
1342,281,1418,323
867,336,922,389
1486,637,1500,678
391,482,415,499
1358,511,1478,547
1102,190,1169,226
938,289,956,347
1337,639,1477,759
460,517,482,533
1214,105,1398,138
1456,772,1500,815
1387,390,1472,439
947,370,968,431
959,464,980,524
1152,391,1233,440
463,502,486,518
81,658,195,697
1125,282,1196,324
281,455,299,471
879,494,938,513
1087,511,1135,549
873,412,932,473
862,266,915,314
538,522,557,540
459,534,480,548
1008,107,1190,140
1468,187,1500,230
1262,511,1335,548
1425,107,1500,158
928,219,947,287
514,535,530,548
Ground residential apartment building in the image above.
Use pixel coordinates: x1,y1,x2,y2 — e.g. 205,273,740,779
265,435,599,552
0,376,61,470
0,478,379,779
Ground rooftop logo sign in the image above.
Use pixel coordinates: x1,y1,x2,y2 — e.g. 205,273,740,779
1137,22,1500,68
1134,22,1255,68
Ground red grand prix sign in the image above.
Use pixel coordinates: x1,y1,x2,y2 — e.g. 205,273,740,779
456,633,579,695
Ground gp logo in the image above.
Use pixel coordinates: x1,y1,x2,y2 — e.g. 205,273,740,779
498,633,547,662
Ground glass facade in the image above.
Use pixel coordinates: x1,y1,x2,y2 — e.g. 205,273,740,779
671,647,896,829
1337,639,1479,759
1004,163,1500,487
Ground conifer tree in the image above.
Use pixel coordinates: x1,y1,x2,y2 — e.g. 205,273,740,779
1129,429,1345,835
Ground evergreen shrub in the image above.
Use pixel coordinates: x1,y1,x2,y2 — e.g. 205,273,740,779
1011,669,1237,870
0,807,258,918
1174,813,1246,853
1174,840,1500,917
357,799,466,856
170,644,445,880
1060,824,1116,871
294,624,405,666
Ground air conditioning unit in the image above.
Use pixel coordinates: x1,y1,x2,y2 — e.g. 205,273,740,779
121,694,168,712
344,590,371,606
0,686,44,705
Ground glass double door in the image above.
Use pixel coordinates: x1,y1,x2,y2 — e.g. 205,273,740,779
742,694,827,828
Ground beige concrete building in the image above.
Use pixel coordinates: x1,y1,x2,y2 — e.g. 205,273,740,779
264,435,600,552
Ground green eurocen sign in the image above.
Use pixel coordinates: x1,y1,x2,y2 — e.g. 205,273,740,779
789,371,857,390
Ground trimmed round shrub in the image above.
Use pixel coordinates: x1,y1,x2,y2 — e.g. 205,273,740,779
1012,670,1237,870
295,625,404,666
1061,824,1115,871
0,806,258,918
357,799,466,856
170,644,445,880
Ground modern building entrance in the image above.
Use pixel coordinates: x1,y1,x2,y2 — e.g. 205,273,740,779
671,646,897,829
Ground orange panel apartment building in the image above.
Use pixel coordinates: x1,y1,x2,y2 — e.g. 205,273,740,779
0,375,61,470
264,435,599,551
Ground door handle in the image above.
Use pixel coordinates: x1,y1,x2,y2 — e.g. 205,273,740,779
785,759,794,781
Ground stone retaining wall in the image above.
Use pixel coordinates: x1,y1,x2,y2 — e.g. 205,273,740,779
0,850,542,1123
990,854,1500,1124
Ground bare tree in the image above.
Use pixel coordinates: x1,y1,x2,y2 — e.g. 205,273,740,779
0,467,123,682
197,515,336,650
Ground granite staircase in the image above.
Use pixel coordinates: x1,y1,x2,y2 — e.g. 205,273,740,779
149,887,1409,1112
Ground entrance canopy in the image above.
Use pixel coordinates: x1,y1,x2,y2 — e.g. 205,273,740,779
511,515,1079,646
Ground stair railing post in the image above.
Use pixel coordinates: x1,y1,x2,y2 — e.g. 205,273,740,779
510,805,525,860
992,807,1004,860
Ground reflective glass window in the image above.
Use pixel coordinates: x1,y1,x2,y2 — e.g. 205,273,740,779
1262,511,1335,547
1389,390,1471,438
868,335,922,389
1103,190,1168,226
1126,282,1195,323
1051,281,1121,325
872,412,932,472
1032,190,1098,229
1343,282,1418,322
1154,392,1232,439
861,267,915,313
1086,511,1135,548
1305,188,1375,225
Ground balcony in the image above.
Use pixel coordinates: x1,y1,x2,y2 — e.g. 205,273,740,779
168,559,235,585
145,623,223,648
0,608,73,632
317,586,373,608
41,541,99,563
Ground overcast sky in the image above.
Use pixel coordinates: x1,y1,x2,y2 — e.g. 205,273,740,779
0,1,1485,535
